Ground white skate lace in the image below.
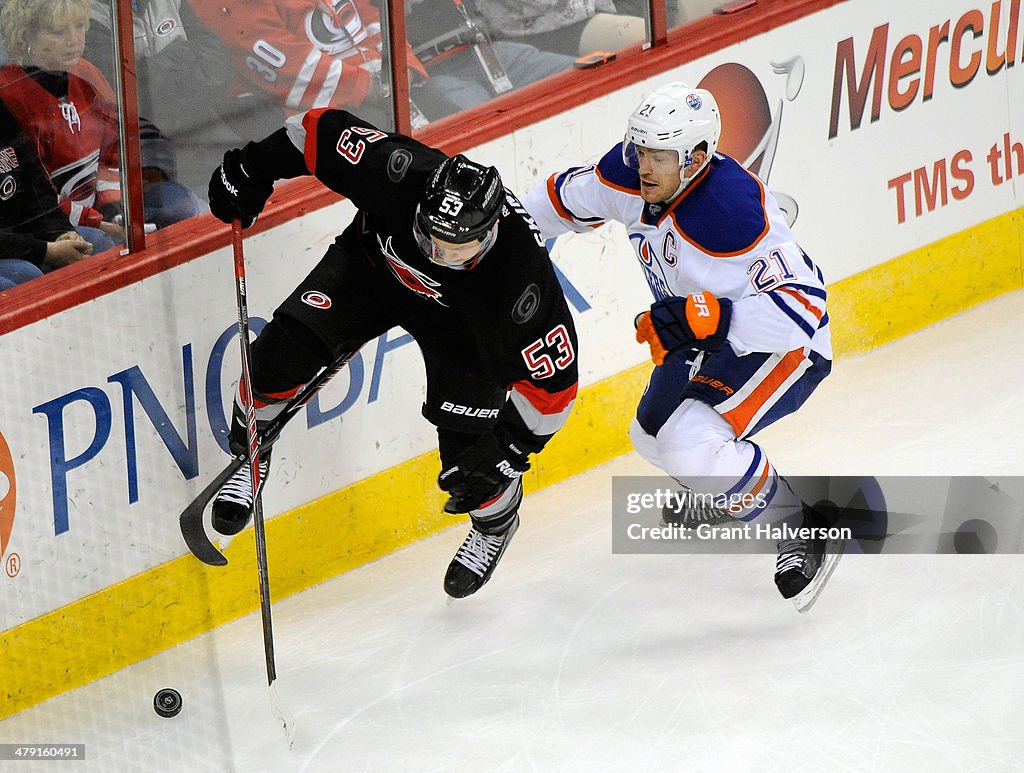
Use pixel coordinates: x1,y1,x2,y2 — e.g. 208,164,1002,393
217,459,270,506
454,528,504,577
776,538,808,574
686,504,729,524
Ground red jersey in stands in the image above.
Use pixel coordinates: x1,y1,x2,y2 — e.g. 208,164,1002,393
0,60,121,229
193,0,427,113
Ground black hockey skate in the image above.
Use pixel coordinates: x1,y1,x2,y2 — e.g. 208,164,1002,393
661,493,733,528
211,453,272,536
444,513,519,599
774,502,844,613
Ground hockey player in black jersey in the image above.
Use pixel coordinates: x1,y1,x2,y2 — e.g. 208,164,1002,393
207,108,579,598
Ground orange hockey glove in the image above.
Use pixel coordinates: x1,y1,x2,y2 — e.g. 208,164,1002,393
634,291,732,365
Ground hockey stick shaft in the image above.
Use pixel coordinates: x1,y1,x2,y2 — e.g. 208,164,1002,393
231,220,295,744
231,221,276,679
178,347,352,566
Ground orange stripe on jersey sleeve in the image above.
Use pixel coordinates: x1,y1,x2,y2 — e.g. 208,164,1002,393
301,108,331,174
594,164,640,195
721,349,806,437
776,286,824,321
545,174,577,223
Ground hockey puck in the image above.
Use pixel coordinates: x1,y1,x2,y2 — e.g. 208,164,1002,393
153,688,182,718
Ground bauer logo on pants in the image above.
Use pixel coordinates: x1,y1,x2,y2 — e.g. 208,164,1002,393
301,290,332,309
0,430,16,561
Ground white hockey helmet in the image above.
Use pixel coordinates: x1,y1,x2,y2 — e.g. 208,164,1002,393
622,82,721,174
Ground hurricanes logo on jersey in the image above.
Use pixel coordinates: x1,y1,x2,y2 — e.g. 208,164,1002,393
301,291,332,309
377,235,447,306
311,0,366,55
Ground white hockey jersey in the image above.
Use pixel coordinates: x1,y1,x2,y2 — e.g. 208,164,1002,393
524,145,832,360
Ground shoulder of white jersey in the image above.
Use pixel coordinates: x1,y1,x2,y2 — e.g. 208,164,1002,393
593,143,641,194
539,143,638,230
668,153,775,257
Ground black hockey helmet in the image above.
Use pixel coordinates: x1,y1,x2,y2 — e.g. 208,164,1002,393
413,154,503,270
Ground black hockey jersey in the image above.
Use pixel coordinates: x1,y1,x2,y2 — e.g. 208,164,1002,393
245,108,579,451
0,108,75,266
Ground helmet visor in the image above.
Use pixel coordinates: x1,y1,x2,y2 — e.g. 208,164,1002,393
413,216,499,270
622,141,684,171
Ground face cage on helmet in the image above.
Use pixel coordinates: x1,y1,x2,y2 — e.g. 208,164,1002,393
412,215,499,271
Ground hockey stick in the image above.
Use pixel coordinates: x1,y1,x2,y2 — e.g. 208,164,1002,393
179,348,352,566
230,219,296,746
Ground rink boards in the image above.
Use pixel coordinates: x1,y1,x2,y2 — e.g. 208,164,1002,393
1,0,1022,718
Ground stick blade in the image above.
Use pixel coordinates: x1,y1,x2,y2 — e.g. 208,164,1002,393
179,505,228,567
178,464,237,567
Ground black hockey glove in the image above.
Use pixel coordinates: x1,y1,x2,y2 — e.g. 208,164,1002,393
635,291,732,365
438,429,530,513
208,147,274,228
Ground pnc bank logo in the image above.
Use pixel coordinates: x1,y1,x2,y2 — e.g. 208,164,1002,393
0,429,16,561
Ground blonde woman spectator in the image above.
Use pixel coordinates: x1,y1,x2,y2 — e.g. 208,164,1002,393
0,0,121,251
0,0,204,253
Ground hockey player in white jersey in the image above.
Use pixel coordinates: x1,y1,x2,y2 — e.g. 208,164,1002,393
524,82,841,611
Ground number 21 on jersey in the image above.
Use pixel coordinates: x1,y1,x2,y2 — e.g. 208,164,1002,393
747,248,795,293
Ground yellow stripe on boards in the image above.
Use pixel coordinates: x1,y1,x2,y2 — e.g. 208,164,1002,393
828,208,1022,355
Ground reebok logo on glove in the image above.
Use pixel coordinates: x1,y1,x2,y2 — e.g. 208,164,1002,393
219,165,238,197
496,459,525,479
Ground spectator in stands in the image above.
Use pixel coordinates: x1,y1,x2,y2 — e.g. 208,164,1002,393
0,0,121,251
138,118,208,228
1,108,92,290
85,1,235,193
192,0,431,132
0,0,202,251
471,0,644,58
405,0,574,119
192,0,572,129
86,1,228,140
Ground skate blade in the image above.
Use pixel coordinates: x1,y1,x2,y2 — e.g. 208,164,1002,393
792,538,845,614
